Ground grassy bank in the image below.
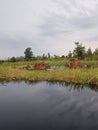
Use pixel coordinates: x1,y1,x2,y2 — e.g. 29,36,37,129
0,61,98,86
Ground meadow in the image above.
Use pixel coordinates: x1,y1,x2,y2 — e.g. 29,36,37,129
0,58,98,86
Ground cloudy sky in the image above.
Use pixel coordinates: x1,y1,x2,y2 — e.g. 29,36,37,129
0,0,98,59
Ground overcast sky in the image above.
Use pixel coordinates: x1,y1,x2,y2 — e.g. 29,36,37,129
0,0,98,59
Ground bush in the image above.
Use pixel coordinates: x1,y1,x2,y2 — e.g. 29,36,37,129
10,57,16,62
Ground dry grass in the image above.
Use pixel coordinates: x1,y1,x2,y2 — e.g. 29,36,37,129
0,62,98,86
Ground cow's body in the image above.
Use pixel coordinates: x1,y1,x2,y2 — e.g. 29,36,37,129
33,62,49,70
66,61,82,68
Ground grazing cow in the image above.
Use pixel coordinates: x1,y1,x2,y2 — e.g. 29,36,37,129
33,62,49,70
66,61,82,68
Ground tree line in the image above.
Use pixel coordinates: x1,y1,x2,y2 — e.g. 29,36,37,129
67,42,98,60
1,42,98,62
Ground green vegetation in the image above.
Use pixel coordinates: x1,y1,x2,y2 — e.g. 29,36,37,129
0,60,98,86
73,42,86,59
24,47,33,60
3,42,98,62
0,42,98,86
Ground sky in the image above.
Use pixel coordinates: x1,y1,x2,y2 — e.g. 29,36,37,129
0,0,98,59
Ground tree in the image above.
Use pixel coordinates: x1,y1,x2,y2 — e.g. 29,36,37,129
61,55,65,58
73,42,85,59
54,55,59,59
42,53,47,59
15,56,25,61
93,48,98,60
24,48,33,59
47,53,51,59
93,48,98,55
10,57,16,62
68,51,72,59
86,48,92,59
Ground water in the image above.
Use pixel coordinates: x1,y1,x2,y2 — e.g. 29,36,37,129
0,81,98,130
48,65,66,70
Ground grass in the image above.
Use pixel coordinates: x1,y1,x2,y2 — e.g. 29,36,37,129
0,60,98,86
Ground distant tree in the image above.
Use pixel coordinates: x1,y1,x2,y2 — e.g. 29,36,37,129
10,57,16,62
15,56,25,61
93,48,98,55
42,53,47,59
54,55,59,59
73,42,85,59
36,56,42,60
47,53,51,59
68,51,72,59
86,48,92,59
93,48,98,60
0,60,4,64
61,55,65,58
24,48,33,59
87,48,92,56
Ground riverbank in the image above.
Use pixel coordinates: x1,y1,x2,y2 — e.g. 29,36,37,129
0,61,98,86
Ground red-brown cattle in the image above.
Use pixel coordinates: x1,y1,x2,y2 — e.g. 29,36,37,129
66,61,82,68
33,62,49,70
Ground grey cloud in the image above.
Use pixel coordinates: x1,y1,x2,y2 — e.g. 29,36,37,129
0,33,33,58
69,14,98,29
40,14,74,36
0,33,56,58
84,35,98,42
40,0,98,37
0,0,98,58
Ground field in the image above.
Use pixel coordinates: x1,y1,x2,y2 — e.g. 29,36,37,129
0,58,98,86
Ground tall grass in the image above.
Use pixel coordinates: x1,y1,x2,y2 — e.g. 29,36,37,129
0,62,98,86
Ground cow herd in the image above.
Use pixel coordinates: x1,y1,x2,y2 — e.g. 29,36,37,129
21,61,91,70
33,61,90,70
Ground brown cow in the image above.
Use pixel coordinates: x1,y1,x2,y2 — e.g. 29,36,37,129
33,62,49,70
66,61,82,68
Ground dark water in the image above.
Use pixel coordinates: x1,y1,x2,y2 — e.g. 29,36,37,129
0,81,98,130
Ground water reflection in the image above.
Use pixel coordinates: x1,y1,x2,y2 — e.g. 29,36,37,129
46,81,98,92
0,81,98,130
0,80,98,92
